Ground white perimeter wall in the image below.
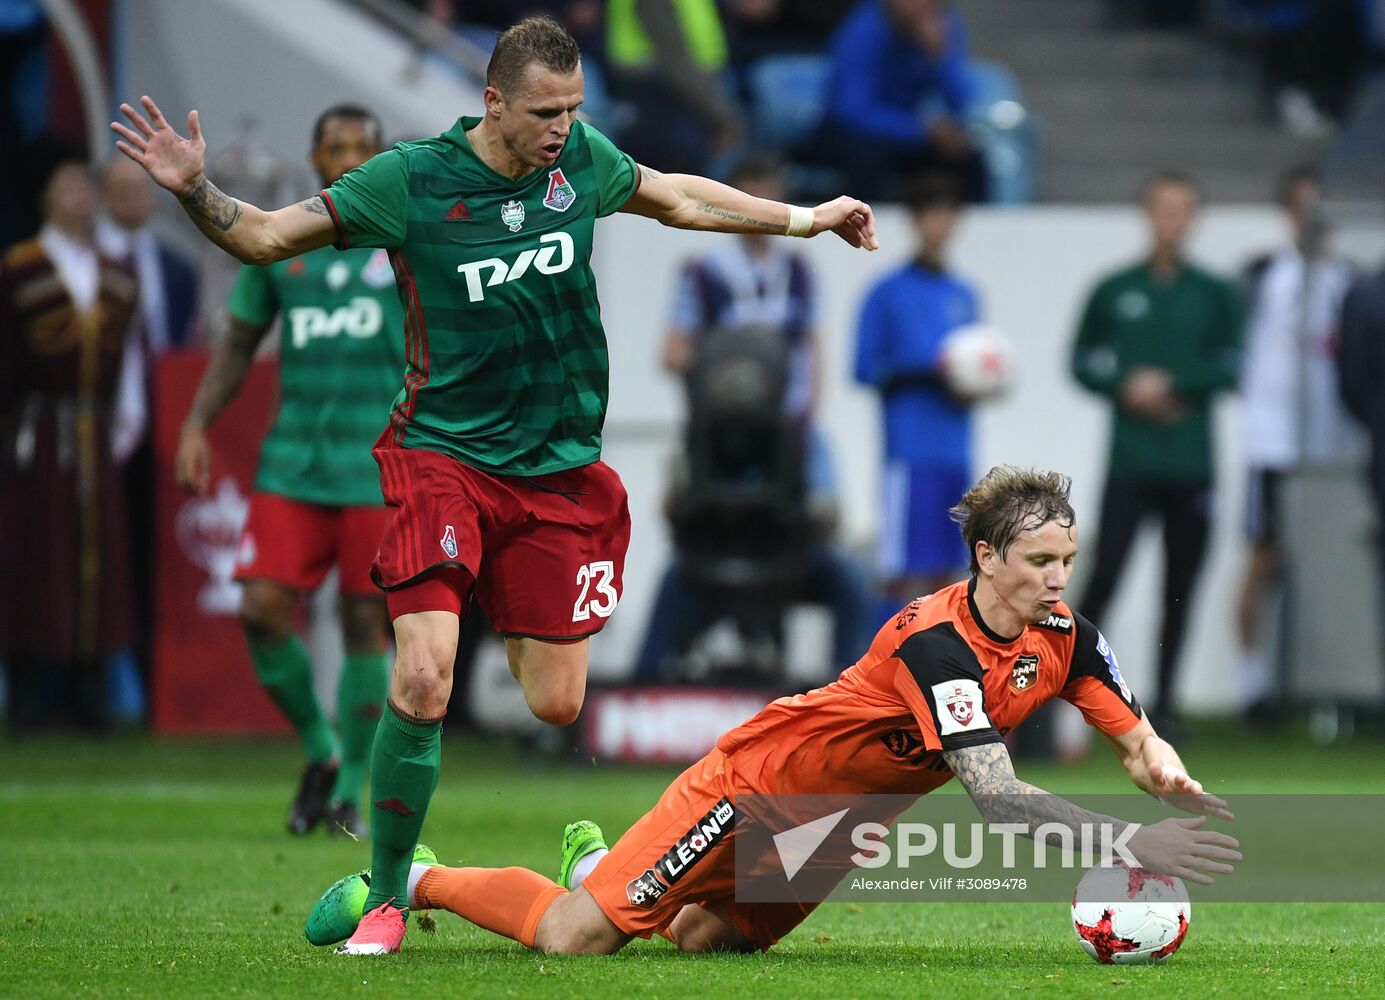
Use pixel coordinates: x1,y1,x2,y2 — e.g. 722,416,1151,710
587,204,1371,715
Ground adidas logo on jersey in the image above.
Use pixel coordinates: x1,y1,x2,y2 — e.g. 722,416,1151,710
444,200,472,221
455,232,574,303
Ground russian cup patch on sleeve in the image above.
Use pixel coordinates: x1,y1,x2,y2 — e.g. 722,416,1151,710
931,679,991,736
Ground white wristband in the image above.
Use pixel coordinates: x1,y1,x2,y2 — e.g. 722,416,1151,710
785,204,814,238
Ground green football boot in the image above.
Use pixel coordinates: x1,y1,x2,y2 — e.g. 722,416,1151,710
304,843,438,946
558,820,608,891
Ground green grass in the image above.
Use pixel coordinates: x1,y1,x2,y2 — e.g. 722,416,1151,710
2,726,1383,998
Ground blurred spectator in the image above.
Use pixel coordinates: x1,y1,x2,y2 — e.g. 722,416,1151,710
97,157,201,358
816,0,986,202
1336,193,1385,629
1236,167,1356,724
635,157,871,682
1232,0,1369,135
605,0,743,173
1069,171,1241,730
0,1,48,247
96,156,202,715
0,151,141,730
854,173,978,618
723,0,849,60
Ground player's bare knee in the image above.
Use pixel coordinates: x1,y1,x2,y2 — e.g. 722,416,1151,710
527,689,583,726
239,584,294,643
534,891,625,955
340,597,386,653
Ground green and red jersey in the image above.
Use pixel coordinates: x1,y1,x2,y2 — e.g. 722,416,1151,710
319,117,641,476
226,247,406,505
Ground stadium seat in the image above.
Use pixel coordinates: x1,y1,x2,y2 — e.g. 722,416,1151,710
965,60,1039,204
747,54,831,150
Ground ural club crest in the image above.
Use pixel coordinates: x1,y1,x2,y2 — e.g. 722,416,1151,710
1010,653,1040,693
441,524,458,559
543,168,577,212
501,199,525,232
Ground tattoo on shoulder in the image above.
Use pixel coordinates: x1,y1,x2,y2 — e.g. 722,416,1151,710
298,197,329,216
694,201,781,233
180,177,242,232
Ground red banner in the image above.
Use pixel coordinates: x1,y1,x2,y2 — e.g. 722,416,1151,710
151,351,287,734
581,687,776,763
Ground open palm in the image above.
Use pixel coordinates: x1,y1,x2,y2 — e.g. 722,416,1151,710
111,96,207,198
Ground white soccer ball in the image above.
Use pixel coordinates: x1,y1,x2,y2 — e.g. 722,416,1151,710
1071,863,1191,965
938,323,1016,401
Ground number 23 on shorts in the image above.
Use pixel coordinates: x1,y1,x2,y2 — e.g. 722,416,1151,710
572,560,619,622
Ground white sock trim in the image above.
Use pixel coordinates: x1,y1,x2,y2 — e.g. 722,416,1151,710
406,862,431,908
570,848,607,889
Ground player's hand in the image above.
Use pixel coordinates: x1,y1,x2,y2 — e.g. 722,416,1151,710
812,197,878,251
1150,760,1234,821
111,96,208,199
1127,816,1241,886
176,423,213,497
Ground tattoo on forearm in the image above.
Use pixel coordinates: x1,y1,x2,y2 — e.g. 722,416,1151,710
180,177,242,232
942,743,1127,839
695,202,781,232
298,197,329,216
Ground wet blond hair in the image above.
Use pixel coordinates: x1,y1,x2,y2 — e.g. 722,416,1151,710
949,466,1075,574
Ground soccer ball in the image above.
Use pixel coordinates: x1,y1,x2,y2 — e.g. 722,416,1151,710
938,323,1015,401
1071,863,1191,964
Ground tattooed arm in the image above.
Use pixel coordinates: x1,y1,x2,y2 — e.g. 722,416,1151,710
112,97,334,264
174,314,273,496
621,165,879,250
942,741,1128,837
941,741,1240,884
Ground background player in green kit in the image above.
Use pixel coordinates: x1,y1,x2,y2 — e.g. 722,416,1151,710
174,105,402,838
114,15,878,955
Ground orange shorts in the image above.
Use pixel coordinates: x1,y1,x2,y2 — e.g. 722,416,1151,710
581,749,816,951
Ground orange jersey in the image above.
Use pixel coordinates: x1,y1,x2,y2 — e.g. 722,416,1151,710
717,579,1142,796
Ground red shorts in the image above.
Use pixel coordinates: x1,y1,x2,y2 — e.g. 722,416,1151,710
234,493,390,596
581,750,816,951
372,443,631,639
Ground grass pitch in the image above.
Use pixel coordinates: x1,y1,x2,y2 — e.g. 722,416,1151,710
2,724,1382,998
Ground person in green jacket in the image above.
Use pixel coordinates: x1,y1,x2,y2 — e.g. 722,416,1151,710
1069,170,1242,729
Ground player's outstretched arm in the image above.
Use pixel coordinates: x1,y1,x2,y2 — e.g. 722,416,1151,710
111,96,334,265
175,314,272,497
621,165,878,250
1102,716,1234,820
942,741,1240,885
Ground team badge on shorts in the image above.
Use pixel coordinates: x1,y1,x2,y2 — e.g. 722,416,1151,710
543,168,576,212
1010,653,1040,693
626,869,667,910
440,524,458,559
501,199,525,232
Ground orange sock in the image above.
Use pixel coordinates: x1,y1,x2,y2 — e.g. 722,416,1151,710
414,866,566,948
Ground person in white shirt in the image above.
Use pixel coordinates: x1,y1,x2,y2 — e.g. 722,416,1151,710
1236,166,1357,722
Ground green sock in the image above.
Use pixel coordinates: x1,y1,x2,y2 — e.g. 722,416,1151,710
364,700,442,911
331,650,389,806
248,633,337,764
